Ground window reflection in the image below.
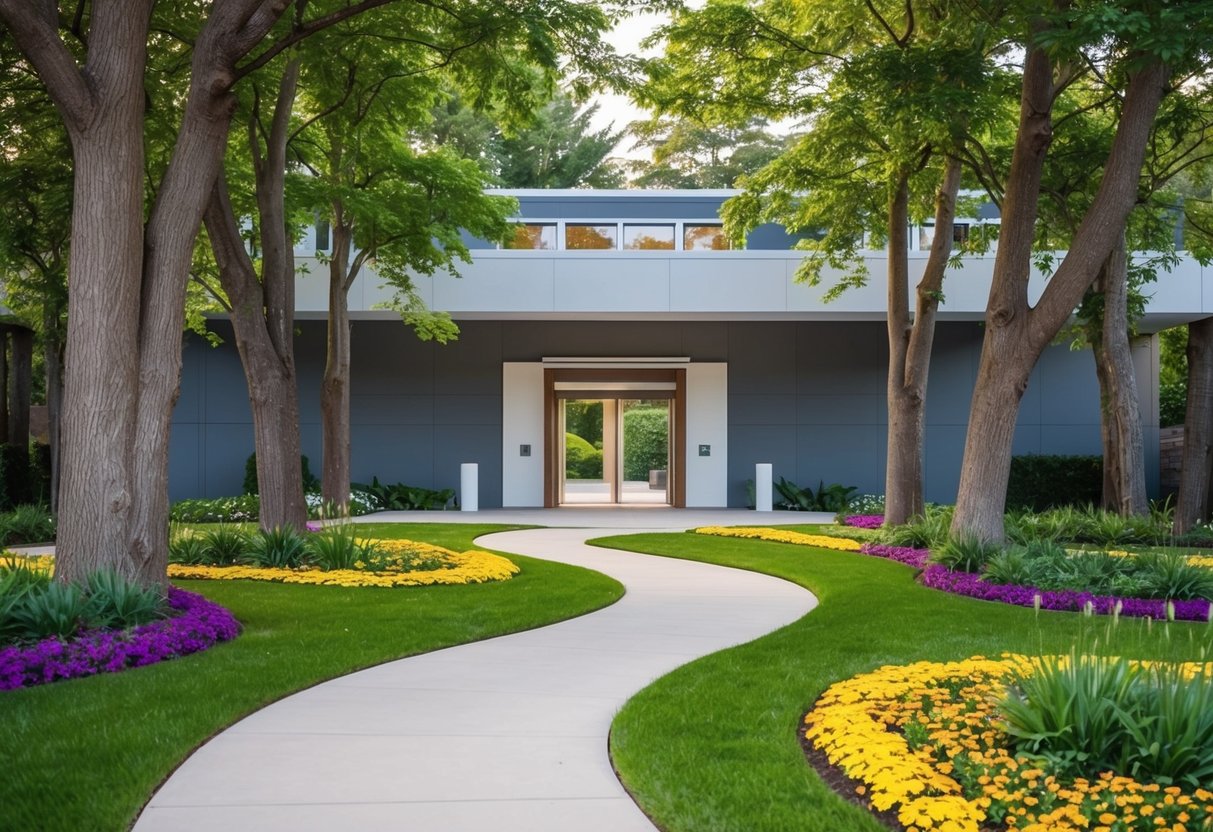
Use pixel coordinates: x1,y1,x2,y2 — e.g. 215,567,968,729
623,224,675,250
566,224,617,250
684,224,729,251
503,223,557,250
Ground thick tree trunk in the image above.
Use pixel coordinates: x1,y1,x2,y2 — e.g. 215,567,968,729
1092,236,1148,516
205,171,308,532
321,222,353,514
1174,317,1213,533
952,50,1169,544
885,158,962,526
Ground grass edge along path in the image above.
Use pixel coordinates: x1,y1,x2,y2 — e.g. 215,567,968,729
593,530,1213,832
0,523,623,832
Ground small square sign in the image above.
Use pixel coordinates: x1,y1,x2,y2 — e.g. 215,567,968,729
520,444,531,457
698,444,711,457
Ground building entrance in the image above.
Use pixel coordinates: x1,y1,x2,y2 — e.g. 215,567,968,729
543,367,686,508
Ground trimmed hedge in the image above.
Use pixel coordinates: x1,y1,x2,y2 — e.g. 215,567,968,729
1005,454,1102,512
565,432,603,479
623,407,668,481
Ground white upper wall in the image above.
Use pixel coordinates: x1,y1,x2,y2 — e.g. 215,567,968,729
291,248,1210,331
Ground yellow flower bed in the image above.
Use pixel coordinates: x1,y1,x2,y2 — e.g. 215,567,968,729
1105,549,1213,569
805,657,1213,832
0,553,54,574
167,540,518,587
693,526,862,552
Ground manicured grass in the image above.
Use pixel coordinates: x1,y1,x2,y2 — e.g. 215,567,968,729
0,523,622,831
595,531,1213,832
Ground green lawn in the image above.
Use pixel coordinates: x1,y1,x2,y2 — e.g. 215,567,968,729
0,523,623,831
596,530,1213,832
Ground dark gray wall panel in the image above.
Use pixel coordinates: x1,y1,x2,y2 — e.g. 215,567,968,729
172,318,1125,508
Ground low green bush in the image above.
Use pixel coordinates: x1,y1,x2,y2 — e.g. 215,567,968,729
349,477,453,511
564,432,603,479
774,478,857,512
879,505,953,549
1159,380,1186,428
201,525,251,565
932,535,1000,572
82,570,166,630
1005,455,1102,512
170,495,260,523
0,504,55,545
1000,652,1213,789
622,407,668,481
243,527,309,569
306,525,377,572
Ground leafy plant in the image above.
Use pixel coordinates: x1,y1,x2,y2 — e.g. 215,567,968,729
167,533,210,565
1000,653,1213,789
243,527,310,569
774,478,857,512
306,525,378,571
1,504,55,545
9,582,86,642
932,536,1000,573
82,570,166,629
880,506,953,549
350,477,454,511
0,559,51,643
201,525,251,565
1134,552,1213,600
170,495,261,523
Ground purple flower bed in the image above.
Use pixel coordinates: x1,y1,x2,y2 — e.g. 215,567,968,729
859,542,932,569
0,587,241,691
845,515,885,529
920,564,1213,622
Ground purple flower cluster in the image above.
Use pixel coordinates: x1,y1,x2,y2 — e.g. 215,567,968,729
845,515,885,529
0,588,241,691
919,564,1213,622
859,542,932,569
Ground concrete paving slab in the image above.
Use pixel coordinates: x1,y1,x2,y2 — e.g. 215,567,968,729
134,514,818,831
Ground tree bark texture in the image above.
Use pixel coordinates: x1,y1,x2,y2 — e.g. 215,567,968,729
951,47,1170,544
1174,317,1213,533
1091,236,1148,516
0,0,297,585
321,220,353,514
884,158,962,526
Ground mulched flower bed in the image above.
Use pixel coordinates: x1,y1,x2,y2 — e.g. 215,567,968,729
0,588,241,691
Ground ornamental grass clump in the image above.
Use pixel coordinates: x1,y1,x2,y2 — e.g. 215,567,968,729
201,525,251,565
243,526,309,569
1000,652,1213,789
306,524,379,572
878,506,952,549
931,535,1000,573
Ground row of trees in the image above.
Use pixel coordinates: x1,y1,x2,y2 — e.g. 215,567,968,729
644,0,1213,539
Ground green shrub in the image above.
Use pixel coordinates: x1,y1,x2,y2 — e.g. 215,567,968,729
243,452,320,496
9,582,86,642
349,477,453,511
932,535,1000,573
774,478,858,512
622,407,668,481
82,570,166,630
201,525,251,565
1134,552,1213,600
243,526,309,569
564,400,603,445
1159,380,1186,428
170,495,260,523
1000,653,1213,789
306,525,378,572
0,559,52,643
1005,455,1102,512
880,505,953,549
565,432,603,479
1,504,55,545
167,534,210,565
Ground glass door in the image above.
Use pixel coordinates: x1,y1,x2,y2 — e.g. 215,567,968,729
560,399,609,504
618,399,671,505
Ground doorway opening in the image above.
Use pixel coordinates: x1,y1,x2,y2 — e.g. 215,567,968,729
543,367,686,507
561,398,671,505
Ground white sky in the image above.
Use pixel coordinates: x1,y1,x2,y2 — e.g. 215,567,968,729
589,10,670,157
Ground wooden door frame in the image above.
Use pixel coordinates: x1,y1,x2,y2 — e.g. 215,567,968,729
544,367,686,508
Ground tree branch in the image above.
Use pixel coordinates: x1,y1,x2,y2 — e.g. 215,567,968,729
0,1,94,132
235,0,398,80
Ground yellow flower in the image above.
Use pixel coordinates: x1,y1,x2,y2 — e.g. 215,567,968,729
693,526,862,552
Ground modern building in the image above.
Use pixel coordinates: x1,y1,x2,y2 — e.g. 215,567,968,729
170,190,1209,508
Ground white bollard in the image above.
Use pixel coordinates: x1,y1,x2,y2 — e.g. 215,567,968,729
755,463,773,512
460,463,479,512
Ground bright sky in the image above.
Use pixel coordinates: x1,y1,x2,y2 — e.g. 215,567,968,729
589,9,669,157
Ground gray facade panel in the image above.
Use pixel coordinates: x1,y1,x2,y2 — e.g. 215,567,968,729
173,318,1118,508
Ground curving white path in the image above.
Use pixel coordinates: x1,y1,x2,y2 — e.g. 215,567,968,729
135,522,816,832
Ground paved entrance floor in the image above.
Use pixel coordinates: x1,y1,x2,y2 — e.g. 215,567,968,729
135,512,819,831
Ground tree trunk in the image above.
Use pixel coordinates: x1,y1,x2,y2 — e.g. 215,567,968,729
884,157,962,526
205,172,308,532
951,50,1170,544
1092,235,1148,516
321,221,353,514
1174,317,1213,533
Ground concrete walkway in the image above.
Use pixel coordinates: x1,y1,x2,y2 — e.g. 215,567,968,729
135,512,819,831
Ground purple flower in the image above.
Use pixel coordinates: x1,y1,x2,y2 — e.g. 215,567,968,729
918,564,1213,622
845,515,885,529
0,588,241,692
859,542,932,569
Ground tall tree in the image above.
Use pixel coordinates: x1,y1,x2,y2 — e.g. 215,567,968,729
627,115,788,188
0,0,615,586
644,0,1000,524
949,3,1211,544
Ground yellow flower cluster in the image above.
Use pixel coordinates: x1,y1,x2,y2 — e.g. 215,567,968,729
804,656,1213,832
167,540,519,587
693,526,862,552
1106,549,1213,570
0,553,54,574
